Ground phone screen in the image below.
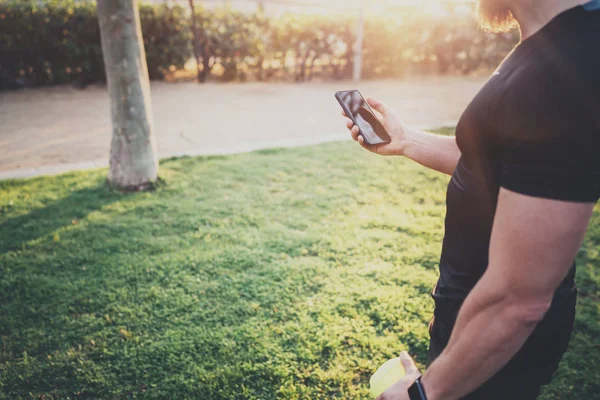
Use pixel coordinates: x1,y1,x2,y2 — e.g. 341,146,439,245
336,90,391,145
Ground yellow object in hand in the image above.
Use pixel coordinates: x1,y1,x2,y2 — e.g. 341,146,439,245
369,358,405,398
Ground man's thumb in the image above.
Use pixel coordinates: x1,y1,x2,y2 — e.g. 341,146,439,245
366,97,388,115
399,352,418,374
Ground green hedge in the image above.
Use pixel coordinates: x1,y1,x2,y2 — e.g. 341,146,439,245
0,0,190,89
0,1,519,89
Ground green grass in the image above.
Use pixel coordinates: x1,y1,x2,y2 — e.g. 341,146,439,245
0,136,598,399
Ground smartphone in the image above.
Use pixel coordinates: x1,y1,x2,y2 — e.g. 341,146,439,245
335,90,391,145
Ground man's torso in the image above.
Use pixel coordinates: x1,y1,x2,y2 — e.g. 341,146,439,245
434,4,600,322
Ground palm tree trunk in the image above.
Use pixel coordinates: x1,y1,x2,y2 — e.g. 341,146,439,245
97,0,158,190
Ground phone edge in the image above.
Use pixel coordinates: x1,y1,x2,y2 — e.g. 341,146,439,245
335,91,376,145
335,90,390,146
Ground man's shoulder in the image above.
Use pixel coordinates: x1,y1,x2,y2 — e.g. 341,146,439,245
495,29,599,122
486,34,599,146
502,29,599,85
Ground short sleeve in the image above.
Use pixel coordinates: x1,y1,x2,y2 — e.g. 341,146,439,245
499,152,600,203
493,39,600,203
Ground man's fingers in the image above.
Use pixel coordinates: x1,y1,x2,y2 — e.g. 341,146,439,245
357,134,373,150
351,126,361,141
341,110,348,117
366,97,387,115
345,120,360,142
399,352,419,375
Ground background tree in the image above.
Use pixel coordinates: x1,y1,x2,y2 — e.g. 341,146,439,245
187,0,203,82
97,0,158,190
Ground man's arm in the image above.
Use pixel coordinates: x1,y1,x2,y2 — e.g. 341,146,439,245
343,98,461,176
420,188,594,400
402,128,460,176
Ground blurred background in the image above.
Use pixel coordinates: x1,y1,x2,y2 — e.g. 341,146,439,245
0,0,518,178
1,0,518,87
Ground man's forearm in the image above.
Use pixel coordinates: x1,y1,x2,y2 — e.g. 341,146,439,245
402,128,461,176
420,275,549,400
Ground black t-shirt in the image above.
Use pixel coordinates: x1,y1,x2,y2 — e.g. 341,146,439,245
434,4,600,317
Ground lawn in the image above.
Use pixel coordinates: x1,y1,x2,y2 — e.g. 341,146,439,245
0,136,598,399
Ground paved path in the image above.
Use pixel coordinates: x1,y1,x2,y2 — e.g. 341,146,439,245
0,76,487,180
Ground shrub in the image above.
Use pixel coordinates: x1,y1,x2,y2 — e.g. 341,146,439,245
139,3,191,80
0,0,103,88
0,1,519,89
0,0,190,89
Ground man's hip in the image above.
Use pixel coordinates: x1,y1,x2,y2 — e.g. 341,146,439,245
428,287,577,400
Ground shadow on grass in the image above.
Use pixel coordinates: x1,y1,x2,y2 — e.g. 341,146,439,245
0,182,137,396
0,183,120,253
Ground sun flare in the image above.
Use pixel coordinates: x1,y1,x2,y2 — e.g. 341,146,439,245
216,0,476,17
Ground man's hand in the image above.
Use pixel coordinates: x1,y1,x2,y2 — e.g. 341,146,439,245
342,97,409,156
376,352,422,400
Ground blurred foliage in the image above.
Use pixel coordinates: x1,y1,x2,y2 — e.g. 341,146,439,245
191,7,260,82
362,14,518,78
139,3,191,80
0,0,519,89
0,0,103,88
0,0,191,89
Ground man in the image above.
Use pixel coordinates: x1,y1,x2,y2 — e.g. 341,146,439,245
341,1,599,399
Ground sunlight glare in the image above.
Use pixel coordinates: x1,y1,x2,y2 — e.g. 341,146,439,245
317,0,475,17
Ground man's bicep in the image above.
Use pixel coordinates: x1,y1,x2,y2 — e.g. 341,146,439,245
486,188,594,301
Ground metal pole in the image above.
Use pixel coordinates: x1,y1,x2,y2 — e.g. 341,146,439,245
353,5,364,82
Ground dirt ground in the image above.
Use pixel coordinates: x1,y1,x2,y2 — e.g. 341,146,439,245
0,76,487,179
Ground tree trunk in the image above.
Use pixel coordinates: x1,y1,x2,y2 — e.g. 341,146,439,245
307,53,316,81
256,55,265,81
187,0,203,82
97,0,158,190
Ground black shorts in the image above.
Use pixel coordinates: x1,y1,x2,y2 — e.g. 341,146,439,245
428,288,577,400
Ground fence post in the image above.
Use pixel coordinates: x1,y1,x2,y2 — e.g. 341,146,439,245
353,6,364,82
